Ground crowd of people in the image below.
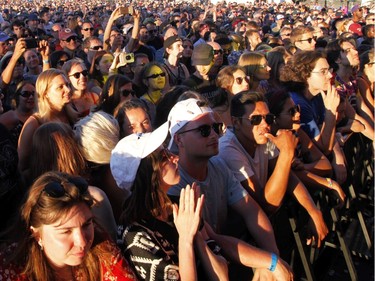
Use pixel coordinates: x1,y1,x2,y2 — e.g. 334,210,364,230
0,0,373,280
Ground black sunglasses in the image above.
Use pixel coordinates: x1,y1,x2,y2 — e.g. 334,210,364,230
57,59,68,66
65,36,78,42
298,37,314,44
121,89,135,97
235,76,250,85
42,177,88,198
178,123,224,138
240,114,275,125
69,69,88,79
90,45,103,50
20,91,35,98
214,49,223,55
146,72,166,79
83,27,94,31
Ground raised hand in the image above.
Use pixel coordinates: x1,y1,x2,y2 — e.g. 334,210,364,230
321,85,340,113
173,182,204,243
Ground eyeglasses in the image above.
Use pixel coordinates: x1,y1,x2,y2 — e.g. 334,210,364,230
235,76,250,85
148,29,157,34
257,64,268,69
42,177,88,198
311,68,332,75
121,89,135,97
146,72,166,79
90,45,103,50
20,91,35,98
239,114,276,125
69,69,89,79
57,59,68,66
65,36,78,42
279,105,300,117
317,17,323,20
214,49,223,55
298,37,314,44
83,27,94,31
178,122,224,137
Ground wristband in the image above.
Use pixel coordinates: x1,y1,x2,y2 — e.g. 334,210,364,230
326,178,333,189
268,253,278,272
43,60,49,64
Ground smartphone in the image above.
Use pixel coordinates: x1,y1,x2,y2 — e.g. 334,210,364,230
119,6,133,15
118,52,135,67
24,38,38,49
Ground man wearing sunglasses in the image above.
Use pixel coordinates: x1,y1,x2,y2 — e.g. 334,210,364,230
167,98,293,280
290,26,316,52
219,92,328,246
80,21,95,40
59,28,88,66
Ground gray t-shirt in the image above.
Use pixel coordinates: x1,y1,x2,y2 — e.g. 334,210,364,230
218,129,278,188
167,156,247,233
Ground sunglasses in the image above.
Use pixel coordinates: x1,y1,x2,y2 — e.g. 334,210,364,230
69,69,88,79
235,76,250,85
298,37,314,44
280,105,301,117
121,89,135,97
65,36,78,42
146,72,166,79
42,177,88,198
83,27,94,31
57,59,68,66
240,114,276,125
90,45,103,50
178,122,224,138
214,49,223,55
20,91,35,98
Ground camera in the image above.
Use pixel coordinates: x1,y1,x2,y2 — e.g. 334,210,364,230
118,52,135,67
24,38,38,49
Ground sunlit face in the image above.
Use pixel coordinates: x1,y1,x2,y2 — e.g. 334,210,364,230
177,113,219,158
231,69,249,94
275,98,301,131
306,58,332,95
122,107,152,136
145,65,166,90
68,64,87,91
46,74,72,110
19,83,36,111
234,102,271,145
340,42,359,67
254,58,271,81
81,23,94,38
32,203,94,269
98,54,113,75
295,32,316,51
160,149,180,188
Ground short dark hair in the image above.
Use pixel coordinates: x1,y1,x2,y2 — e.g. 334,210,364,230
231,91,266,118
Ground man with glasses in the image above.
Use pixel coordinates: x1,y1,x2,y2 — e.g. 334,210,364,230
59,28,87,65
82,36,103,65
290,26,316,52
146,21,163,50
218,92,328,246
81,21,95,40
167,98,293,280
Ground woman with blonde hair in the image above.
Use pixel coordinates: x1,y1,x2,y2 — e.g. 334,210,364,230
74,111,126,222
238,52,271,94
62,58,99,118
0,171,136,280
18,69,75,174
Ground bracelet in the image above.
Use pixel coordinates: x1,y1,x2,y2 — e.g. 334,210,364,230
42,60,49,64
326,178,333,189
268,253,278,272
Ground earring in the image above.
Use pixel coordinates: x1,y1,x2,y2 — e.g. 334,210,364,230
38,240,43,251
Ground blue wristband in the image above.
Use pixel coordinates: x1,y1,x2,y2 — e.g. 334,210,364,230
268,253,278,272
